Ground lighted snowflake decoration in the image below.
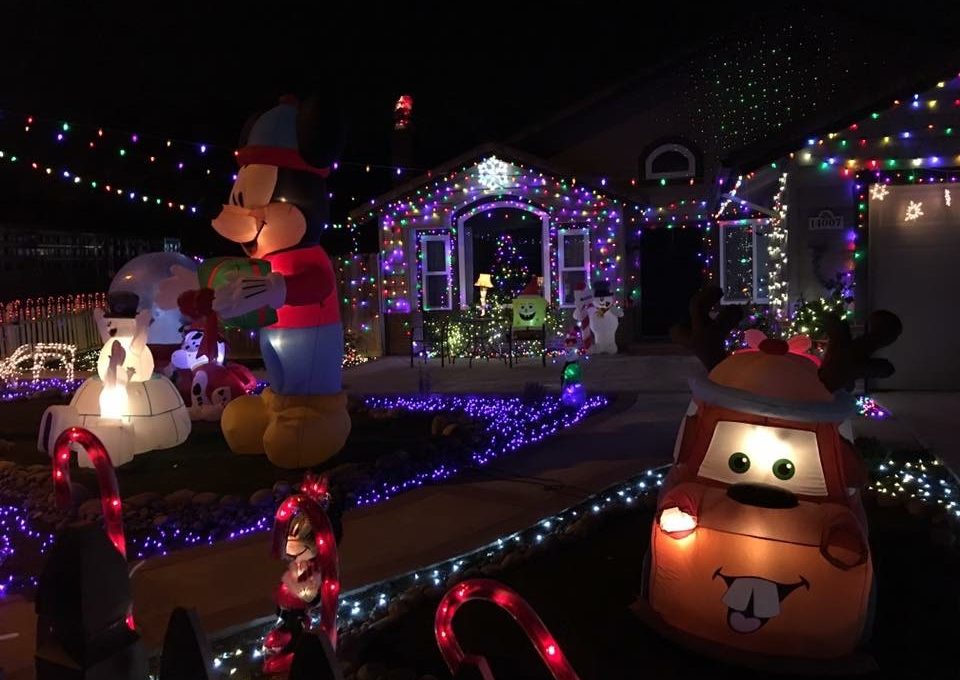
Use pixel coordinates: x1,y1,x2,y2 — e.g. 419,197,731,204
869,183,889,201
904,200,924,222
946,189,952,207
477,156,512,191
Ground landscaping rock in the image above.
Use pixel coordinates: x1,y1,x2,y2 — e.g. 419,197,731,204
930,527,957,548
272,481,292,497
387,599,410,618
192,491,219,506
907,498,929,516
219,494,243,507
357,662,387,680
153,514,169,527
385,669,416,680
0,460,17,473
876,492,901,508
249,488,274,506
69,483,91,505
78,498,102,518
165,489,196,506
126,492,162,508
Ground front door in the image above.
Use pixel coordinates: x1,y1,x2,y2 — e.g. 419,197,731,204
639,228,704,337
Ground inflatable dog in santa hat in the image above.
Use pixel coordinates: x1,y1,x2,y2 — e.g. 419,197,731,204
171,329,258,422
167,95,350,468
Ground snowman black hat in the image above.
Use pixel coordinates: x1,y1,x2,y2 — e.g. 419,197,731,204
103,291,140,319
592,281,612,298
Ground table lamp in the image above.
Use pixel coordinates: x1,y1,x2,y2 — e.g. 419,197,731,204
475,273,493,315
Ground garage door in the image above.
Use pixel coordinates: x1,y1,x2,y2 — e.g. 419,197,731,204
869,183,959,390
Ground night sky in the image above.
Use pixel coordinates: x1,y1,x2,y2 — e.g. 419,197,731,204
1,1,958,254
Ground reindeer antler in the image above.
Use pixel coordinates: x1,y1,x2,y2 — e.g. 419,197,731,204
818,310,902,392
670,286,744,370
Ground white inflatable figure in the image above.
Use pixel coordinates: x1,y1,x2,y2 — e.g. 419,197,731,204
38,291,190,467
572,283,594,353
171,330,226,371
586,282,622,355
110,252,199,377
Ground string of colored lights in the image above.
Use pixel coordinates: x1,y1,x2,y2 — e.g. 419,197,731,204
789,75,960,151
0,147,200,214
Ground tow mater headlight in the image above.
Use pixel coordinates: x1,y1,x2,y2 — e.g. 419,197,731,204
659,506,697,538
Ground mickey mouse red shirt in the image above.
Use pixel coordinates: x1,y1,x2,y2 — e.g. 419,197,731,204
265,245,340,328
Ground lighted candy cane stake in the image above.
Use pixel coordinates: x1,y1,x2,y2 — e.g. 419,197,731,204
270,493,341,648
51,427,126,557
50,426,135,629
435,579,581,680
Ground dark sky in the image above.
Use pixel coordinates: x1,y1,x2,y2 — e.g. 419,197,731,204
1,1,958,253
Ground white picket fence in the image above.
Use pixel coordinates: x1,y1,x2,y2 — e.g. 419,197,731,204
0,294,105,358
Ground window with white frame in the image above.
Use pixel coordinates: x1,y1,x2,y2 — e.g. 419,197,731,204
420,233,452,310
719,219,771,304
558,228,590,307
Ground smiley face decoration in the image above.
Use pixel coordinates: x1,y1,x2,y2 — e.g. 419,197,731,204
174,95,350,468
638,286,901,666
512,278,547,328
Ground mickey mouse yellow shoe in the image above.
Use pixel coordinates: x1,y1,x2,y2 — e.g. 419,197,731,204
221,389,274,455
263,391,351,469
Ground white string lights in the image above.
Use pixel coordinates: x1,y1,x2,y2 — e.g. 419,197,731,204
766,172,789,319
0,343,76,383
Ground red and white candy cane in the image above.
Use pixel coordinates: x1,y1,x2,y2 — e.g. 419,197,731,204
51,427,126,558
51,426,135,629
435,579,580,680
270,494,341,648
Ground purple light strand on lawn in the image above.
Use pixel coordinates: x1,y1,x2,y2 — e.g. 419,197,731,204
0,505,56,597
1,393,607,588
356,394,607,506
0,378,84,402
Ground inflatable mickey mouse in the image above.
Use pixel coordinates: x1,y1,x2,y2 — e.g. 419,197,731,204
168,95,350,468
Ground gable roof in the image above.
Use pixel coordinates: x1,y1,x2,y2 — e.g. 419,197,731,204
347,142,630,223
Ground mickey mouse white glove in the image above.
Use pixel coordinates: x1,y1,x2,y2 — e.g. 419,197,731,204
212,272,286,319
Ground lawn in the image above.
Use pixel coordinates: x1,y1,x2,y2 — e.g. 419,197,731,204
0,390,608,597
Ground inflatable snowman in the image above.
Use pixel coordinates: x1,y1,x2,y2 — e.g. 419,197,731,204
38,292,190,467
586,282,622,354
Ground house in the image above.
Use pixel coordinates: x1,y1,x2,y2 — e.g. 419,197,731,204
718,73,960,390
347,32,958,388
348,145,628,354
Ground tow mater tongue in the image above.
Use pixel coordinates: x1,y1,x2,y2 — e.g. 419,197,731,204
722,577,781,633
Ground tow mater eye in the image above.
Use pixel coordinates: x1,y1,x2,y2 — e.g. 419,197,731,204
773,458,796,480
728,452,750,474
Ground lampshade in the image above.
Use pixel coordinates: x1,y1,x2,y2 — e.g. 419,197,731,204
474,273,494,289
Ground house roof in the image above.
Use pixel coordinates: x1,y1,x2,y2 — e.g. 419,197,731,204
723,63,960,173
347,142,630,223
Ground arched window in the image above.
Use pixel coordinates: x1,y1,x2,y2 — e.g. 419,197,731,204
640,138,702,183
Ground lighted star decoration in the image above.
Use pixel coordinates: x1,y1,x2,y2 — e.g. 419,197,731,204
904,200,924,222
946,189,952,207
477,156,512,191
869,183,889,201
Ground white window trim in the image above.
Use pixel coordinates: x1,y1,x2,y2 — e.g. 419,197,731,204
558,228,590,308
420,233,452,311
645,143,696,180
718,219,771,305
